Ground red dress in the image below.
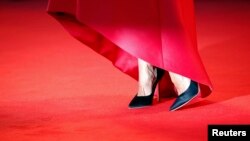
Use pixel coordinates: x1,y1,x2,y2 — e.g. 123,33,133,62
47,0,212,97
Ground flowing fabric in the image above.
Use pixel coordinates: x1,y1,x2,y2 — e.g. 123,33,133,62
47,0,212,97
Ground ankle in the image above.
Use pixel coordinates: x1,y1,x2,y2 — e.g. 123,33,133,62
137,80,155,96
174,79,191,95
137,67,157,96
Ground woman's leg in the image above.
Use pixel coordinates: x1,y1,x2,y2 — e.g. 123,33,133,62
128,59,158,108
137,59,157,96
169,72,191,95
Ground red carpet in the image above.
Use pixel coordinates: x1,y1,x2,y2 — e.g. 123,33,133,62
0,0,250,141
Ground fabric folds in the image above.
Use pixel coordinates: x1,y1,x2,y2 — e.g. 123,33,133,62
47,0,212,97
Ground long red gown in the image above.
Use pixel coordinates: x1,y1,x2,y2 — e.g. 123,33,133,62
47,0,213,97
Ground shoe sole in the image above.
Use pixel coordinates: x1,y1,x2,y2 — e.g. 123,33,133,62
128,105,151,109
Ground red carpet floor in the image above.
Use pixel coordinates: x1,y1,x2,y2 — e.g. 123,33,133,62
0,0,250,141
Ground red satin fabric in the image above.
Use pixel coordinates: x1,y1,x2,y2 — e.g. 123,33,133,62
47,0,212,97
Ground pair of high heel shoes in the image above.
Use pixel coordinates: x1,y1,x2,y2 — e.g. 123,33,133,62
128,69,199,111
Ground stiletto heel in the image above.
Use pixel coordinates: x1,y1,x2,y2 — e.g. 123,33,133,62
128,68,164,108
169,80,199,111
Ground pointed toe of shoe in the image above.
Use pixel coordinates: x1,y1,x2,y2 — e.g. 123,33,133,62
169,80,199,111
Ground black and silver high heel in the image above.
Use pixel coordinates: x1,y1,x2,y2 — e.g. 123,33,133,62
169,80,199,111
128,68,164,108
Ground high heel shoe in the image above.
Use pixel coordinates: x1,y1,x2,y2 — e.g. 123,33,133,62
128,68,164,108
169,80,199,111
